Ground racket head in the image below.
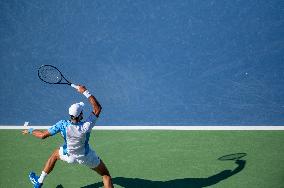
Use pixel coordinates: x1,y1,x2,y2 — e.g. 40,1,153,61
218,153,247,161
38,65,67,84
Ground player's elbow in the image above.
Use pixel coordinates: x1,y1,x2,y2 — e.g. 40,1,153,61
94,106,102,117
40,135,47,139
40,131,51,139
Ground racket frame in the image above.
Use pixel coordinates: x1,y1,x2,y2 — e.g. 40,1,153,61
218,153,247,161
38,65,78,89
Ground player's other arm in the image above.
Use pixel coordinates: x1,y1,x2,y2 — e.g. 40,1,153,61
22,129,51,139
78,85,102,117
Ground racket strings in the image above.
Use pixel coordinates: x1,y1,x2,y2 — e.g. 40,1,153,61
38,67,62,83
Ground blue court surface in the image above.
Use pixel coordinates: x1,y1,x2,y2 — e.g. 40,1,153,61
0,0,283,126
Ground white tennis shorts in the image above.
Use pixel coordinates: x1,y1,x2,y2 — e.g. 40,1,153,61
59,147,101,168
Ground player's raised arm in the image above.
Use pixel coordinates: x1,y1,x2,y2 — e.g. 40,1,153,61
77,85,102,117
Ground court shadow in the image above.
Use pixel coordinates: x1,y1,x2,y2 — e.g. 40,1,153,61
56,184,64,188
82,160,246,188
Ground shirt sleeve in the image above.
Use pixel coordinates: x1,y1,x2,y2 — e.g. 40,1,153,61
48,120,65,136
82,113,97,133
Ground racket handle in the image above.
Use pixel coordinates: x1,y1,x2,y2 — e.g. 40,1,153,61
71,84,79,90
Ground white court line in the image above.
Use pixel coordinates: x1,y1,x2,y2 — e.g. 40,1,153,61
0,126,284,130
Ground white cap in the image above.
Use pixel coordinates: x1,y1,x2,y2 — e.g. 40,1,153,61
69,102,84,117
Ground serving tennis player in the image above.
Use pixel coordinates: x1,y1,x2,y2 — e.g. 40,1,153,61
22,85,113,188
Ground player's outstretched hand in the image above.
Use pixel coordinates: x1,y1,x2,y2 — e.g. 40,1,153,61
22,129,29,135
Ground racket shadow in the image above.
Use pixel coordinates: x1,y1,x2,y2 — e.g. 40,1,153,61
82,160,246,188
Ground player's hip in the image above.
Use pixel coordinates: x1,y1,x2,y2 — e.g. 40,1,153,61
59,146,100,168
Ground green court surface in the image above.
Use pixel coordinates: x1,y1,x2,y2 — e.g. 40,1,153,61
0,130,283,188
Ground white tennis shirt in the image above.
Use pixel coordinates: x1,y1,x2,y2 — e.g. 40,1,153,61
48,113,97,157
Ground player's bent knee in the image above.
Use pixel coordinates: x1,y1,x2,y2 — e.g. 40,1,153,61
52,149,60,159
103,175,111,180
92,160,111,177
102,175,112,183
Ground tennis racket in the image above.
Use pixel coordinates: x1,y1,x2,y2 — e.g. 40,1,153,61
38,65,79,89
218,153,247,161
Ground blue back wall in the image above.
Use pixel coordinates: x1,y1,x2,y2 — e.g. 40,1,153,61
1,0,283,126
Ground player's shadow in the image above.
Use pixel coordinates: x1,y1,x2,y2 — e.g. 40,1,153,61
81,160,246,188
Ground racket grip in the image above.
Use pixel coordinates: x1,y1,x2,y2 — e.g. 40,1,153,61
71,84,79,90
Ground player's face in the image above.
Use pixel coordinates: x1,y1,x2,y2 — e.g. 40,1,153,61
78,111,83,121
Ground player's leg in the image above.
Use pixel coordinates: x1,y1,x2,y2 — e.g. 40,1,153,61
42,148,60,173
29,148,60,187
81,149,113,188
92,160,114,188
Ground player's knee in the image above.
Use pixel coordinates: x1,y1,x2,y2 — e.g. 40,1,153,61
52,149,60,160
103,170,111,177
102,175,112,182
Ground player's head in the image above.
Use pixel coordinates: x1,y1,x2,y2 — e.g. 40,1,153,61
69,102,84,122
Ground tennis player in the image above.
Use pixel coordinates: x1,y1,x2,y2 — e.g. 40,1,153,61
22,85,113,188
